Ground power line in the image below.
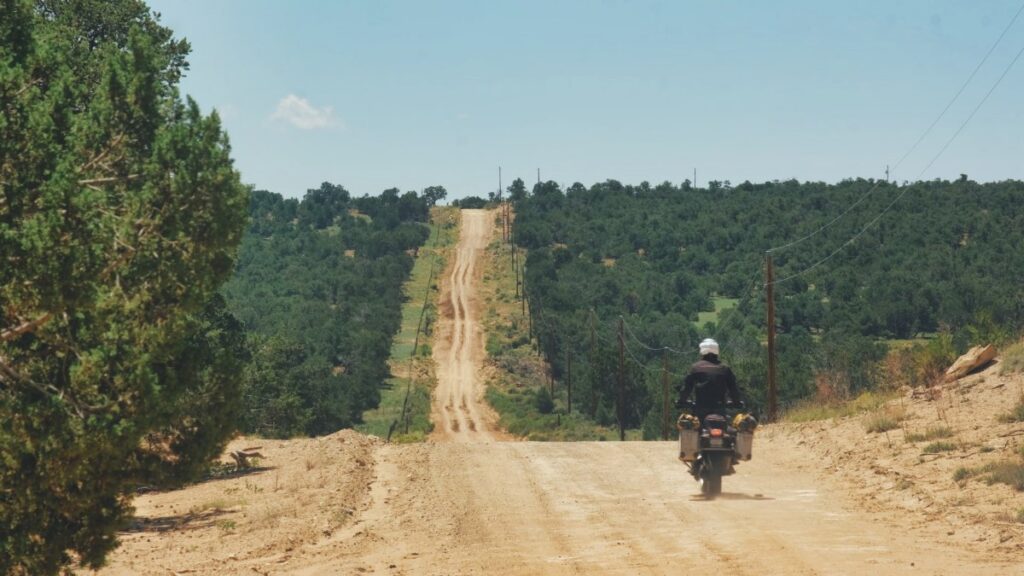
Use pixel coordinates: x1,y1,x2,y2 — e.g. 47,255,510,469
770,35,1024,287
766,180,887,254
622,316,687,355
895,0,1024,171
918,38,1024,177
767,0,1024,255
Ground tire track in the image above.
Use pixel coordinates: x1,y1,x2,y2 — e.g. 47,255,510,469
431,209,498,442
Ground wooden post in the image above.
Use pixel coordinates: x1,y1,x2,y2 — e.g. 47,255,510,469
589,309,597,361
549,335,555,397
766,252,778,422
527,296,533,343
514,248,520,298
567,346,573,415
617,317,626,441
521,272,526,314
661,353,670,440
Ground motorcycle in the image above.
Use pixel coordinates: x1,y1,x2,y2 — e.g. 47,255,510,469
677,401,757,498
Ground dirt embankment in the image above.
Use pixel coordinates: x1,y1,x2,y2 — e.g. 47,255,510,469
95,431,378,575
771,363,1024,554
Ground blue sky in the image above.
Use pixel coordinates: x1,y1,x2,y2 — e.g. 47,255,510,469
148,1,1024,199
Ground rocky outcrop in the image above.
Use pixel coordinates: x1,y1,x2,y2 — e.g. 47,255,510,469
944,344,998,382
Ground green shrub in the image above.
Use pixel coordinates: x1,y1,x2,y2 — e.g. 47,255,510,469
906,426,954,442
534,386,555,414
486,333,504,357
984,460,1024,491
922,441,957,454
953,467,973,482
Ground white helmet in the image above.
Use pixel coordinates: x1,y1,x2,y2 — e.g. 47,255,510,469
699,338,720,357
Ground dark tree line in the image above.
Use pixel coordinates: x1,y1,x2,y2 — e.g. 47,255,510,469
514,177,1024,429
222,183,439,438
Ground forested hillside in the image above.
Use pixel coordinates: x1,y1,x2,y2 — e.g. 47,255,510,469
514,178,1024,432
222,183,439,437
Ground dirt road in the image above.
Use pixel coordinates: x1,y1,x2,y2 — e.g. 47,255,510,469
96,208,1018,575
431,209,500,442
316,209,1010,575
299,436,1015,575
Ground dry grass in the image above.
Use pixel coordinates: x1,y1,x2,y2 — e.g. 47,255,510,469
864,405,907,434
922,440,957,454
997,397,1024,424
954,450,1024,492
784,390,899,423
985,461,1024,491
905,425,954,443
999,338,1024,375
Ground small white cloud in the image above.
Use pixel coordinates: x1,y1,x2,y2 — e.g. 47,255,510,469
271,94,340,130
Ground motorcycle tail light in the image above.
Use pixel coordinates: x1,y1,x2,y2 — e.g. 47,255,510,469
710,428,723,438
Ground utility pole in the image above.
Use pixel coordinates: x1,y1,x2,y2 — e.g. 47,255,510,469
567,347,573,415
885,165,890,183
527,296,533,343
537,168,541,186
617,316,626,441
693,168,697,189
499,166,506,241
661,353,670,440
549,333,555,397
521,267,526,314
765,252,778,422
589,309,597,362
514,247,520,298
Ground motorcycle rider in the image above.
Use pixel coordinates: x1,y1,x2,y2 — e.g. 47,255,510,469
676,338,744,422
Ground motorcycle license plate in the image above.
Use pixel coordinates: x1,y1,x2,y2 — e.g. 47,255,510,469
710,438,723,447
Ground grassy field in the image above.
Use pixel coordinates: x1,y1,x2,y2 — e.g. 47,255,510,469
357,207,458,442
695,297,739,327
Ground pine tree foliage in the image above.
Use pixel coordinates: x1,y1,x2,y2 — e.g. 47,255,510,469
224,184,433,438
516,178,1024,420
0,1,248,572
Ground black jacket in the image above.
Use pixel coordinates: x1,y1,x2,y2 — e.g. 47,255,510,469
677,355,742,419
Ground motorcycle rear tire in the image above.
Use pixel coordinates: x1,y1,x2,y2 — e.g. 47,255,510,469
701,473,722,498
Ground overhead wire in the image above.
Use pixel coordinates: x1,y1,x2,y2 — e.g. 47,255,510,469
766,0,1024,255
895,0,1024,170
622,316,687,355
769,31,1024,287
917,38,1024,176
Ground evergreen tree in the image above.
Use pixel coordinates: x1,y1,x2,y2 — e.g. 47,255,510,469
0,1,248,572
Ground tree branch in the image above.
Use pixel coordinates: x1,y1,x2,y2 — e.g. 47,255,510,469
78,174,141,186
0,355,110,420
1,313,52,342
